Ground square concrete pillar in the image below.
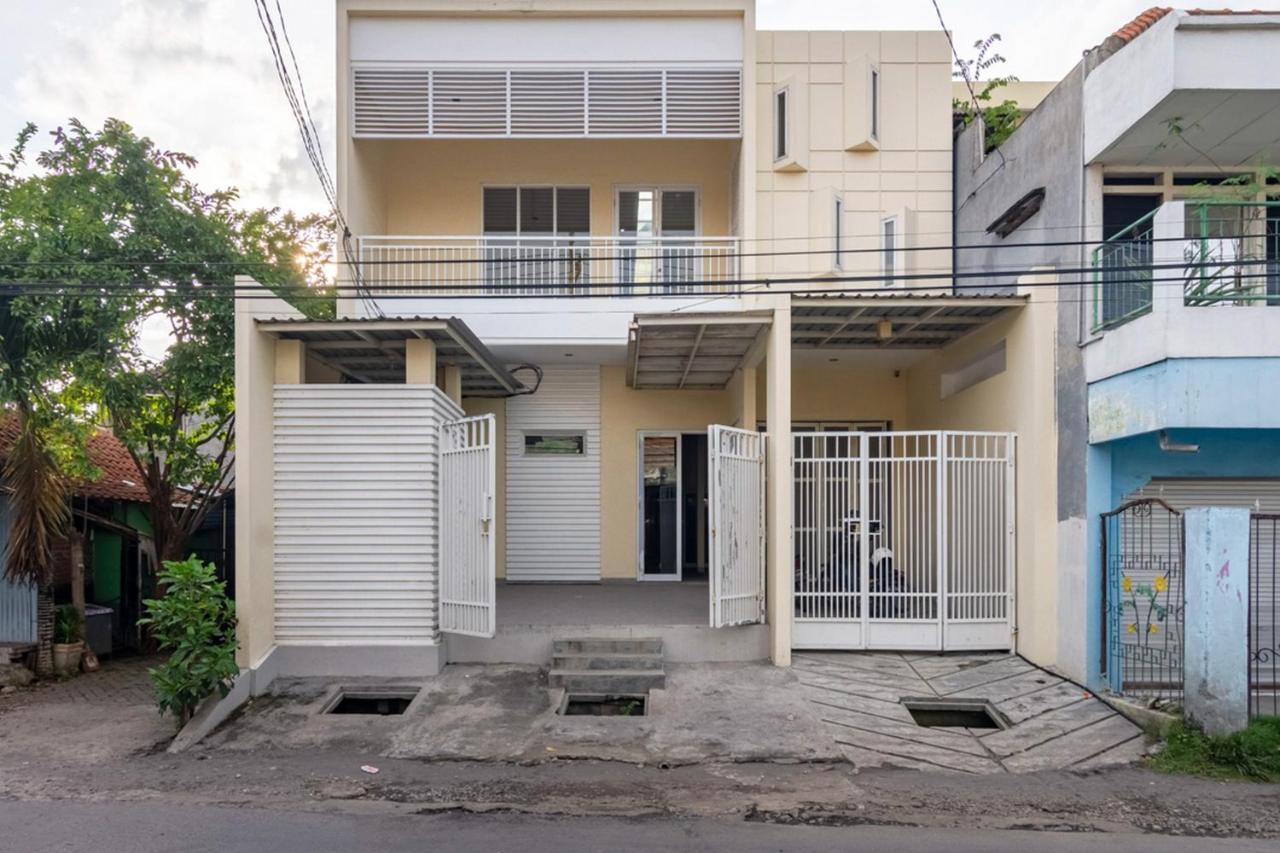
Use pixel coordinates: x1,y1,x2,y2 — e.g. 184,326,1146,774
405,337,437,385
765,307,792,666
443,364,463,405
1184,506,1251,735
273,339,305,384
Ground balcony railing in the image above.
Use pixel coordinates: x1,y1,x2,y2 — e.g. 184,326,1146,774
1091,201,1280,332
356,235,741,297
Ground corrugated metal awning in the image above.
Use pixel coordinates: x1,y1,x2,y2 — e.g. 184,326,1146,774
791,294,1027,349
627,312,771,390
256,316,525,397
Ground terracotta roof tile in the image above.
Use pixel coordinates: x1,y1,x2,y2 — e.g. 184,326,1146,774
0,415,150,503
1111,6,1174,43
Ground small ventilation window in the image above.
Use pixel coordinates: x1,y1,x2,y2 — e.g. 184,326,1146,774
774,87,789,161
524,432,586,456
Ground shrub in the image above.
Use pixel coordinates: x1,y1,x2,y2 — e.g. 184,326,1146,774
53,604,83,644
139,556,239,726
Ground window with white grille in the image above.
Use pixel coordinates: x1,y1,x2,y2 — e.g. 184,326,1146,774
351,65,741,138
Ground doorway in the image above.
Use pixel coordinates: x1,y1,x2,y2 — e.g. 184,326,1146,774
638,432,709,581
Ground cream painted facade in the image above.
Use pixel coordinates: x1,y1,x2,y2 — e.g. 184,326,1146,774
228,1,1068,694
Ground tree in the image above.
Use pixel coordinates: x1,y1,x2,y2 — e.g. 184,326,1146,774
953,34,1021,153
1,119,332,620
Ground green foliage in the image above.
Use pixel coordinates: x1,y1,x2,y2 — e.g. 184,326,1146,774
1152,718,1280,782
53,604,83,644
952,34,1020,154
138,557,239,726
0,118,334,564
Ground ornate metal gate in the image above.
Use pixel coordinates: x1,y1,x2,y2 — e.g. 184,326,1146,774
792,431,1015,651
1101,498,1184,702
1251,513,1280,719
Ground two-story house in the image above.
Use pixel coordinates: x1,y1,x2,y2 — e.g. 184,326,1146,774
232,0,1056,691
954,7,1280,693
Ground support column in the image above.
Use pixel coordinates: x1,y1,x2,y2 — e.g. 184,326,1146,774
405,337,437,385
1184,507,1250,734
733,366,757,431
765,305,792,666
443,364,463,406
273,339,305,384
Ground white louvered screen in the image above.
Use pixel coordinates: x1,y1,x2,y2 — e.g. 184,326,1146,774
510,70,587,135
352,67,430,136
273,385,452,646
432,70,507,135
351,64,741,138
665,69,742,135
586,69,663,135
505,367,601,582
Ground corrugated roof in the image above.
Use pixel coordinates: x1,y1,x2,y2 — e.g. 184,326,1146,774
0,416,150,503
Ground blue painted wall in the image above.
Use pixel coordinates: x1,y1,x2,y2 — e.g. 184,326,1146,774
1083,427,1280,688
0,494,37,644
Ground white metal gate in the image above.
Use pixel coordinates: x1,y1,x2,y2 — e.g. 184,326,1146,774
439,414,497,638
709,425,766,627
792,431,1015,651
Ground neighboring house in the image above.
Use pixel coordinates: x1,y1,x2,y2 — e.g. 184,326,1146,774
953,7,1280,688
0,420,154,658
233,0,1059,690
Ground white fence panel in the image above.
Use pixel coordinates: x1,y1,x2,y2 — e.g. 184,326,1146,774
709,425,765,627
439,415,497,638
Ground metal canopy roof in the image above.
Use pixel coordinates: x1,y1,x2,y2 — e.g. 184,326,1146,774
791,294,1027,350
627,312,771,390
256,317,525,397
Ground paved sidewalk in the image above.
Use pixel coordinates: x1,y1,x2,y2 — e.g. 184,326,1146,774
3,655,157,706
796,652,1146,774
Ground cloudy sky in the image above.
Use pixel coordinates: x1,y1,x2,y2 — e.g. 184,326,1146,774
0,0,1252,215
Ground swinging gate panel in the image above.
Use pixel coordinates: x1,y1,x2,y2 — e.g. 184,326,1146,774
439,414,497,638
792,430,1015,651
709,425,766,628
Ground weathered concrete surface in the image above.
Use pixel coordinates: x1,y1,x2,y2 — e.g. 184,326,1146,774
388,663,839,765
796,652,1146,774
1184,507,1251,735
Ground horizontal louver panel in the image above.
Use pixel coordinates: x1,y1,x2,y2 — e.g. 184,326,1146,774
586,70,663,135
351,65,741,138
352,68,430,136
273,385,451,646
510,70,586,135
665,69,741,135
432,70,507,135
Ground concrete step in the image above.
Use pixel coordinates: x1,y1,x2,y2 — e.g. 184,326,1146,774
551,652,664,672
548,668,666,693
552,638,663,656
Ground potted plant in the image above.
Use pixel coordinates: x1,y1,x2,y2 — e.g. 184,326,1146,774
52,605,84,674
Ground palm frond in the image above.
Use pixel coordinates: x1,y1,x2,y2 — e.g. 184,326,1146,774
2,410,70,585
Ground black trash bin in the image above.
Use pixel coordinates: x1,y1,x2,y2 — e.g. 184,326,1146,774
83,604,113,657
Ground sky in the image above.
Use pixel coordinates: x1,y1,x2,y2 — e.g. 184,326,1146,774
2,0,1251,218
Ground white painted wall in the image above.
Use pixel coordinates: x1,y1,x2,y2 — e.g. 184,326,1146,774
273,384,456,646
350,16,743,64
505,367,602,581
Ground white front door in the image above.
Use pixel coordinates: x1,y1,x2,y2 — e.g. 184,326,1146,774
439,414,497,638
708,425,766,627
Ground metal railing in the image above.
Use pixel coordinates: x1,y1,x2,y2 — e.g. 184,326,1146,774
1091,208,1157,332
1250,513,1280,720
1184,201,1280,307
356,235,741,297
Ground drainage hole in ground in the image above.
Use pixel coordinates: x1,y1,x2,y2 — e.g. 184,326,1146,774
327,693,416,716
560,694,647,717
901,698,1003,730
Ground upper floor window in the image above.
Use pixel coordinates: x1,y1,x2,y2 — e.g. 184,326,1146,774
881,215,899,284
774,87,789,161
870,68,880,140
833,197,845,270
483,187,590,236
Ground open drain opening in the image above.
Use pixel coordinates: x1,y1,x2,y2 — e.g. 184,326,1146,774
559,694,647,717
325,690,417,716
901,698,1004,730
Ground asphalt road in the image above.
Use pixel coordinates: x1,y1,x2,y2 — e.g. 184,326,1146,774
0,801,1274,853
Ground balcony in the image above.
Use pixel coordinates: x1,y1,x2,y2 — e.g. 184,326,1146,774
356,235,741,298
1085,200,1280,384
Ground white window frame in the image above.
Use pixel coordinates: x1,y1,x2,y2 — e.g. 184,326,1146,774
521,430,588,457
773,85,790,162
481,184,592,236
833,196,845,270
869,66,880,141
613,185,702,238
636,430,684,582
880,214,899,285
